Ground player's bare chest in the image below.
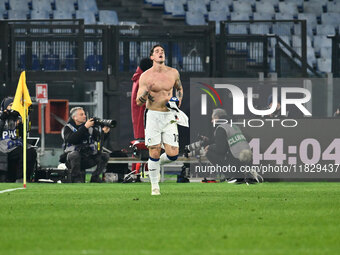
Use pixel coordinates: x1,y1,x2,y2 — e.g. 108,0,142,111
147,73,175,92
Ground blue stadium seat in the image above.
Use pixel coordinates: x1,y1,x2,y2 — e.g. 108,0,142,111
320,47,331,60
274,13,294,20
249,23,271,35
42,53,60,70
65,54,75,70
7,10,28,19
98,10,118,25
187,0,207,15
85,54,103,71
210,0,231,13
278,2,298,16
255,1,275,14
31,0,51,11
185,11,206,25
303,1,326,15
317,58,331,73
164,0,185,16
149,0,164,6
293,23,314,37
314,35,332,50
298,13,317,27
316,24,335,36
77,0,98,12
19,54,40,70
76,10,96,24
307,47,316,66
252,13,273,21
52,10,73,19
208,11,227,34
321,13,340,27
327,2,340,13
228,24,248,34
292,35,312,48
0,0,6,12
230,12,250,20
30,10,50,19
8,0,29,11
54,0,75,11
232,1,252,14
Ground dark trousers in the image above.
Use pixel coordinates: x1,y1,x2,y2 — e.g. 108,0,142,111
3,147,37,182
66,151,109,183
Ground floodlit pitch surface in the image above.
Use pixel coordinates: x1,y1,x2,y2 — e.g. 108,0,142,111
0,182,339,255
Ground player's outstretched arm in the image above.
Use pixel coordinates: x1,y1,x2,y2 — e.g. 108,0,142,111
174,70,183,107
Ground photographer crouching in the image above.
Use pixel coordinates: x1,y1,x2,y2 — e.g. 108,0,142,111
61,107,113,183
0,97,37,182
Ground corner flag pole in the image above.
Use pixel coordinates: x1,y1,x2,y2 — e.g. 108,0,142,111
23,108,27,188
11,71,32,189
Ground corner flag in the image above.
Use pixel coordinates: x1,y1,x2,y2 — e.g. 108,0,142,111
11,71,32,188
12,71,32,119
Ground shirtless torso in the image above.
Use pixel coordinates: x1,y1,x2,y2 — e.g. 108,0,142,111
136,46,183,110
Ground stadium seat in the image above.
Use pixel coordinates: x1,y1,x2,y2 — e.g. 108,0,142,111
77,0,98,12
292,35,312,48
293,24,314,37
65,53,75,70
274,13,294,20
232,1,252,14
52,10,73,19
42,53,60,70
307,47,316,66
19,54,40,70
30,10,50,19
249,23,271,35
317,58,331,73
320,47,332,60
303,1,326,15
0,0,5,11
8,0,29,11
314,36,332,50
254,1,275,14
85,54,103,71
185,11,206,25
230,12,250,21
7,10,28,19
327,2,340,13
272,23,292,36
208,11,227,34
210,0,231,13
316,24,335,36
164,0,185,16
321,13,340,27
149,0,165,6
297,13,317,27
228,23,248,34
252,13,273,21
31,0,52,11
98,10,118,25
278,2,298,16
187,0,207,15
54,0,76,12
76,10,96,24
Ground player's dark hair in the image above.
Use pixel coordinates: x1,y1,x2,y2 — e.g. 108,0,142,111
149,44,165,57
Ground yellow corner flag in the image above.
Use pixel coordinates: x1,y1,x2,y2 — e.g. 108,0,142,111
12,71,32,188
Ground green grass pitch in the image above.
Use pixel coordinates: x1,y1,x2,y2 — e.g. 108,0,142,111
0,182,339,255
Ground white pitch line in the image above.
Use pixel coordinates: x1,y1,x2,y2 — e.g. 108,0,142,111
0,187,25,194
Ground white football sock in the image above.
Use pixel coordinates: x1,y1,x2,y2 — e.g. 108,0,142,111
148,157,160,189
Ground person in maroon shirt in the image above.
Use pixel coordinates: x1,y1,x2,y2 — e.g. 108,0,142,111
131,58,153,174
131,58,153,139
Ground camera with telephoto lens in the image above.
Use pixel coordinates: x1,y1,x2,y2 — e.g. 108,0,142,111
0,109,20,121
184,135,209,158
92,117,117,128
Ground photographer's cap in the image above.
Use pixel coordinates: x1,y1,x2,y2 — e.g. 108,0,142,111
1,97,13,111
